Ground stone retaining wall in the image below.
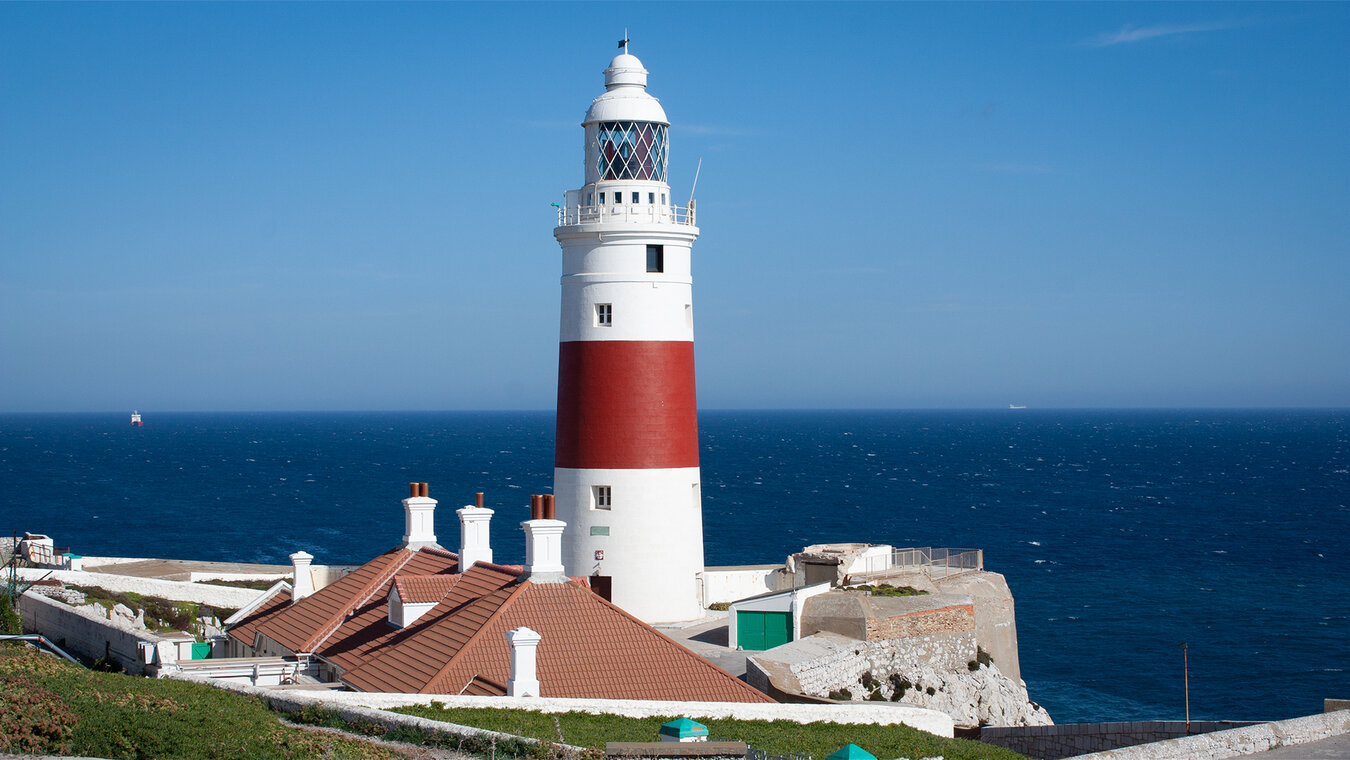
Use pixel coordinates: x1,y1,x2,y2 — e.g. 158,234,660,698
980,721,1258,759
18,591,177,675
1063,710,1350,759
864,604,974,642
788,632,976,696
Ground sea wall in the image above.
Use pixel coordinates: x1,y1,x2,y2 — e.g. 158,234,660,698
980,721,1259,759
1064,710,1350,759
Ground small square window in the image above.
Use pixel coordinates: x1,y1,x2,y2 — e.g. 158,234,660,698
593,485,612,510
648,192,655,204
631,192,639,204
646,245,664,274
595,303,612,327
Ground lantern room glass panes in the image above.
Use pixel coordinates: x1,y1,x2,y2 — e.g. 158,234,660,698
597,121,668,181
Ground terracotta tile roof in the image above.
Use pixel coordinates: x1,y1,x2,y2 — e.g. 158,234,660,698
394,574,460,604
236,545,458,656
341,564,772,703
226,587,292,647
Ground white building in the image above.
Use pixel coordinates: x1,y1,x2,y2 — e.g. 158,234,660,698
552,49,705,623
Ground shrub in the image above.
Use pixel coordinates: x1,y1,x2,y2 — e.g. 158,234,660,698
926,686,936,696
708,602,731,611
889,674,911,698
828,688,853,701
977,646,994,668
0,674,79,754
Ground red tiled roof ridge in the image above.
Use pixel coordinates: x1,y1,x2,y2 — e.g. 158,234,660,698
302,548,414,652
468,561,525,576
420,579,532,693
418,545,457,559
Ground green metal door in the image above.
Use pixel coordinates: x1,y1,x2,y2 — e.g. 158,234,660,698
190,642,212,660
736,610,791,650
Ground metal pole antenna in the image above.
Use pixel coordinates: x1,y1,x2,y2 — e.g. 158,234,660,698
1183,643,1191,733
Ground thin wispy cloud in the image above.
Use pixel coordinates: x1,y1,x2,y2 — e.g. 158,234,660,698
1082,20,1244,47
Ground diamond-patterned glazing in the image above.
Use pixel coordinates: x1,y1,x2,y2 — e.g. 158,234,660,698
596,122,668,181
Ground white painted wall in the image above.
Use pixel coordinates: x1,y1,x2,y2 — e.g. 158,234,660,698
183,676,956,739
727,584,833,650
555,466,703,623
700,567,781,606
17,568,265,609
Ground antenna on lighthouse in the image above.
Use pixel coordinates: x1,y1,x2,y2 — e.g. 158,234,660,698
619,30,630,53
688,157,703,207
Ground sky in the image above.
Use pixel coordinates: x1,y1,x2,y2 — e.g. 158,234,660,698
2,2,1347,412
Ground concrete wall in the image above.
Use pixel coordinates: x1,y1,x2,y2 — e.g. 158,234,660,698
754,631,977,698
17,568,264,609
19,591,177,675
981,721,1259,759
699,566,781,606
1062,710,1350,760
931,571,1021,684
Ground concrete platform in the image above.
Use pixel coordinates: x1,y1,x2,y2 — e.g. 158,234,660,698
83,557,292,581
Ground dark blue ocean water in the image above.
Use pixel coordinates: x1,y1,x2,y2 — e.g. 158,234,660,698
1,410,1347,724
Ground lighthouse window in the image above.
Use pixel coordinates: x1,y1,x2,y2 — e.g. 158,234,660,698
598,192,605,204
596,121,669,181
631,192,639,204
586,192,593,205
661,193,666,206
593,485,612,510
646,245,664,273
595,303,612,327
615,192,623,203
648,192,655,204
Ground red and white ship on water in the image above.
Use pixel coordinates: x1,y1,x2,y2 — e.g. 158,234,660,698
552,48,704,623
130,411,143,426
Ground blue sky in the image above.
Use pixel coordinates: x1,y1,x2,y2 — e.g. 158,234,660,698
2,2,1346,411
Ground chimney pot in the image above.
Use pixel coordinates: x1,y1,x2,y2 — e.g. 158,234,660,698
543,494,556,520
409,482,419,498
475,492,484,509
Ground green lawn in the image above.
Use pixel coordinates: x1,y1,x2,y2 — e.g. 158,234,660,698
0,644,398,759
393,704,1029,760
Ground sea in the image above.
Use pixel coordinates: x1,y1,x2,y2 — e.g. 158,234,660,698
1,409,1346,725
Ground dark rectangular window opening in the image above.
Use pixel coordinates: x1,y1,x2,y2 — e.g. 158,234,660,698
648,192,655,204
646,245,664,273
632,192,639,204
599,192,605,204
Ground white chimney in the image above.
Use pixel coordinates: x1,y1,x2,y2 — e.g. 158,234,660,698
289,551,314,604
457,492,494,570
522,493,565,583
403,482,437,550
506,626,542,697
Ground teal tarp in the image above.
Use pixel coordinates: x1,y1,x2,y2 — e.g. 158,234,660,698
826,745,877,760
659,719,709,738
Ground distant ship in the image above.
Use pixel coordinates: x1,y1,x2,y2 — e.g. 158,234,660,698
1009,404,1027,410
130,411,143,426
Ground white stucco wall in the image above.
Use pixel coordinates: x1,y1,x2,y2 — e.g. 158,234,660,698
700,566,781,606
17,568,266,609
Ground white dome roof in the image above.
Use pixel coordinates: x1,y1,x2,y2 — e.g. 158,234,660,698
583,53,668,126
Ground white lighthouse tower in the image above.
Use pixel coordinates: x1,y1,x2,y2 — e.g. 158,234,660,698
552,49,704,623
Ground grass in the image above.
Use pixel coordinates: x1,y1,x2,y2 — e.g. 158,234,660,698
845,585,928,598
0,644,403,759
392,704,1030,760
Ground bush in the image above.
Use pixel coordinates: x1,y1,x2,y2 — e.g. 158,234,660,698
0,594,20,635
828,688,853,701
708,602,732,611
889,674,911,698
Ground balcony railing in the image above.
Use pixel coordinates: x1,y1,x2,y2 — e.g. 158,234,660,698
852,546,984,581
556,201,695,227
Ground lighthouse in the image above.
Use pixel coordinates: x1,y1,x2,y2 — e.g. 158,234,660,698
552,49,704,623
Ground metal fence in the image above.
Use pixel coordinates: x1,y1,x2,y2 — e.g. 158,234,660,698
856,546,984,580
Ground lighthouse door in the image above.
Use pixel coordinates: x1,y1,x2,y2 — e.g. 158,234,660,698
590,575,612,602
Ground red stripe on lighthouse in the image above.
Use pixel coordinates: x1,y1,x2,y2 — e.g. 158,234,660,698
555,341,699,469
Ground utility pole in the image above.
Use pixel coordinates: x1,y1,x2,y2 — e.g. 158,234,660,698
1183,643,1191,734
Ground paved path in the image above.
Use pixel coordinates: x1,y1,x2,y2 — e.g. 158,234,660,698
654,612,753,678
84,558,291,581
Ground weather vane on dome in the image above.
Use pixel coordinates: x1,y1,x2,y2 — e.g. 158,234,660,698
618,30,629,53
